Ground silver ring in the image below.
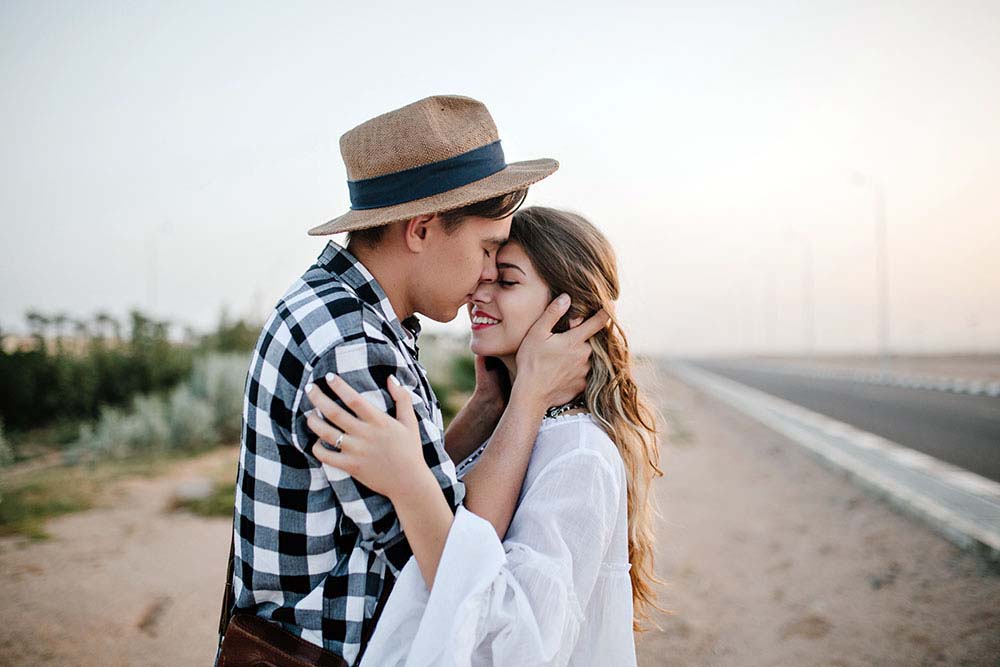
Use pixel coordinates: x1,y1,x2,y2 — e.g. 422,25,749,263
333,432,346,452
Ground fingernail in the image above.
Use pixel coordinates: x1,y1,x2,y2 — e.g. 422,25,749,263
557,294,569,307
305,383,315,393
325,372,337,383
389,374,400,386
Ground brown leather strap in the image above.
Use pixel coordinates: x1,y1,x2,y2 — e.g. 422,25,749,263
218,533,236,643
220,614,348,667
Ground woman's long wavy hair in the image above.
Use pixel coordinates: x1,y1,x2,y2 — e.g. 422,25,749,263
508,206,666,631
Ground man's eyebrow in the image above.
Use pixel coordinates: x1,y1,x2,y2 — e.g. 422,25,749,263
485,236,507,247
497,262,525,275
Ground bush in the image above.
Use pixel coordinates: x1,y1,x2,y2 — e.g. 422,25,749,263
0,418,13,467
131,394,172,450
66,400,167,463
63,352,249,463
0,315,194,431
449,354,477,394
0,309,260,433
189,352,248,444
166,385,218,451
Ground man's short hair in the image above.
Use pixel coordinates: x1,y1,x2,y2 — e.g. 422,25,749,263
345,189,528,248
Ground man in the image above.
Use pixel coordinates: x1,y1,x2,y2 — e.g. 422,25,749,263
226,95,602,666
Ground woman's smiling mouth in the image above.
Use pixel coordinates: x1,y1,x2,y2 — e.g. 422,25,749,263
470,309,501,330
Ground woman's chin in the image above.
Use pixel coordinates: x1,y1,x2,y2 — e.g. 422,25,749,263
470,337,506,358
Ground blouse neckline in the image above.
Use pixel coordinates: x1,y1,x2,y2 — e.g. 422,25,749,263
539,412,594,430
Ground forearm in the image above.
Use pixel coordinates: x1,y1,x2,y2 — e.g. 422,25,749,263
460,386,546,540
444,393,504,464
391,471,455,591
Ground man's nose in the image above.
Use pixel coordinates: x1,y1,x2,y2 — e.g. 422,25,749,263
470,281,494,303
480,255,499,283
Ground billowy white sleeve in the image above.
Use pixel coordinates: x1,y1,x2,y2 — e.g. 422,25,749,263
361,448,623,667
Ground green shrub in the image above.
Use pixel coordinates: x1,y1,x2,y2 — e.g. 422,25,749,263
67,401,162,463
189,352,248,443
0,418,12,467
62,351,248,463
166,384,218,451
449,354,477,394
131,394,172,450
0,309,259,433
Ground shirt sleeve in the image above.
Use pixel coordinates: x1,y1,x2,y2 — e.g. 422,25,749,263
360,447,623,667
290,333,463,563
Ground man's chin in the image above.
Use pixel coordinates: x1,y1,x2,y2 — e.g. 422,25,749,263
420,304,463,324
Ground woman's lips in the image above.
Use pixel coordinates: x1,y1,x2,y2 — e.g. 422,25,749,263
470,312,501,331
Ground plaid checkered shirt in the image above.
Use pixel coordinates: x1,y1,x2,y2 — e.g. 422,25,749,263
230,240,465,665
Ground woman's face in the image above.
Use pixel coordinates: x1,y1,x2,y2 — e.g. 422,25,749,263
467,242,552,360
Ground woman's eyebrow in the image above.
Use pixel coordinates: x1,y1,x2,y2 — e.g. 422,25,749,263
497,262,526,276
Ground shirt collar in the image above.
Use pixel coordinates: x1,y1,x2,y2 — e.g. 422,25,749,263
316,240,421,355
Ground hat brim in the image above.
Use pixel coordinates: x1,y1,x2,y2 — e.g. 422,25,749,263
307,158,559,236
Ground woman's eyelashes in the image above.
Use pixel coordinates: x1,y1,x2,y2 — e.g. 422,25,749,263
497,279,518,288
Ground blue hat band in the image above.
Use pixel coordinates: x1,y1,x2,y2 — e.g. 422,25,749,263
347,141,507,211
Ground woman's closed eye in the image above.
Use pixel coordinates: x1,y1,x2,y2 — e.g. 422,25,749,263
498,280,518,288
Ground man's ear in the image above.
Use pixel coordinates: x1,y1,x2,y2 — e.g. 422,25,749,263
402,214,436,252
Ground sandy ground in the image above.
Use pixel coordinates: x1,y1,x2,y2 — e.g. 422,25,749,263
1,365,998,666
0,451,234,666
635,367,1000,666
727,354,1000,382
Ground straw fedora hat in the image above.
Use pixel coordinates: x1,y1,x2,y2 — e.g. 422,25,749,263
308,95,559,235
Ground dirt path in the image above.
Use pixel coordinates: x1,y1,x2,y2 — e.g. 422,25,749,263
1,366,998,665
0,447,237,666
636,367,1000,666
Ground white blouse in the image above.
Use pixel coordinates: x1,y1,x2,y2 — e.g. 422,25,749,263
360,413,637,667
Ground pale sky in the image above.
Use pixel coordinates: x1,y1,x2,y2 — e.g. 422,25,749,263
2,1,998,356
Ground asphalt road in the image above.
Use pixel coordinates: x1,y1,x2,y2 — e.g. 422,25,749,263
690,361,1000,483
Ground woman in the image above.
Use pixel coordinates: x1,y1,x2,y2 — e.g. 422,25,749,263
306,206,664,666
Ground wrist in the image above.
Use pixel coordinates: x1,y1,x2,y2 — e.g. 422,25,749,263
468,389,505,415
507,381,548,421
389,467,441,506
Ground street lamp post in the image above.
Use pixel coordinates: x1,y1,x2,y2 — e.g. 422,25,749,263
801,235,815,356
784,229,816,357
874,182,890,376
853,172,890,376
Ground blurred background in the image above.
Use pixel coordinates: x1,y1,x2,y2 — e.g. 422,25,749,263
1,1,998,665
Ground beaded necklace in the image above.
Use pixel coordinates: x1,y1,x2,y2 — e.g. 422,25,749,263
543,396,587,419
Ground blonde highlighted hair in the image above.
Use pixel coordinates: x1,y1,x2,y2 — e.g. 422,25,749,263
509,206,666,630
